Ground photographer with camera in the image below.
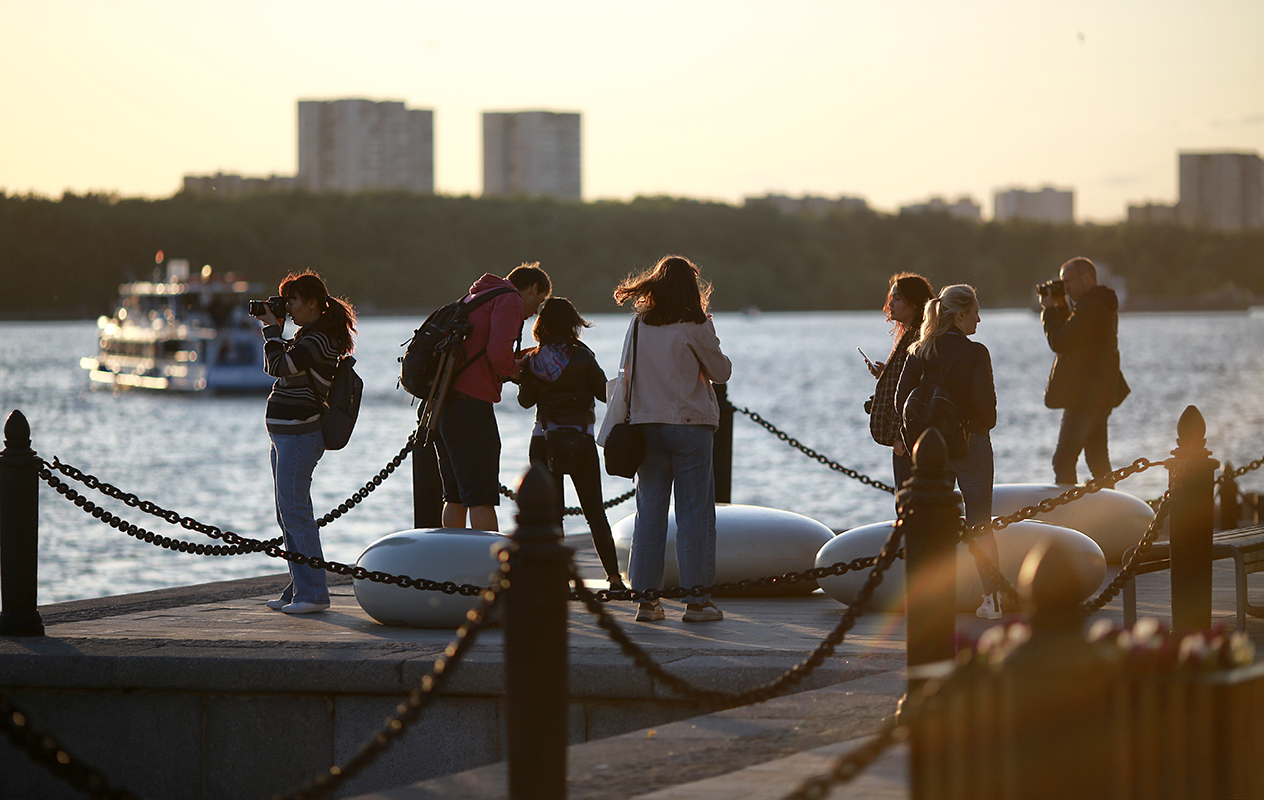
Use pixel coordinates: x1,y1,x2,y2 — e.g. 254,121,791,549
252,271,357,614
1039,257,1129,486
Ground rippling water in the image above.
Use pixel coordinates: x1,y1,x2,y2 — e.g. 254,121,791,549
3,308,1263,604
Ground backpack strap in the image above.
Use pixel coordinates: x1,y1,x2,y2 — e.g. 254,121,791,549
454,286,520,378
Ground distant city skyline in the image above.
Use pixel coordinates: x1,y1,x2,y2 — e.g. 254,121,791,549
1,0,1261,222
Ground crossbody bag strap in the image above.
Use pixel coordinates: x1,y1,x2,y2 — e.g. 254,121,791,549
624,318,638,423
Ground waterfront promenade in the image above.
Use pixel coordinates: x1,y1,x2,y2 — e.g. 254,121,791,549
2,530,1260,800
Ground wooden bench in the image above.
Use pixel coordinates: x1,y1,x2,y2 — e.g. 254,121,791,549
1122,524,1264,631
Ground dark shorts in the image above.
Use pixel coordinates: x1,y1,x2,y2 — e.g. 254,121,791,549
435,392,501,507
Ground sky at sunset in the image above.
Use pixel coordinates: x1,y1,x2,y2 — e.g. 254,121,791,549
2,0,1261,222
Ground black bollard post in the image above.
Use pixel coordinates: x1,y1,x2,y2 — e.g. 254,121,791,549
712,382,733,504
900,429,959,677
1167,405,1217,632
0,410,45,637
993,539,1120,799
504,464,572,800
1219,462,1239,531
412,439,443,529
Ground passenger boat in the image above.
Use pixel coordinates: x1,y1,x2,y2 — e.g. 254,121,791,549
80,259,274,392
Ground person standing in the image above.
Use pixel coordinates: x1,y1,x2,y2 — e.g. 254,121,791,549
868,272,935,493
258,271,356,614
435,264,550,532
518,297,626,590
1040,257,1129,485
613,256,732,623
896,284,1003,620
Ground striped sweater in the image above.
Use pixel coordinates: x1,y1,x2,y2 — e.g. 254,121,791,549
262,318,342,435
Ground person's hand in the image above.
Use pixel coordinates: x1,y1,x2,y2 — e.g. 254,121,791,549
893,440,907,457
1039,293,1066,310
260,308,281,328
869,360,885,378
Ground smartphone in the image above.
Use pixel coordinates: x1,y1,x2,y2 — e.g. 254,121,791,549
857,347,875,370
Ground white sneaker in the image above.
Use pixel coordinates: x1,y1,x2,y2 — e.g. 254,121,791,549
265,599,289,610
281,601,330,614
975,592,1003,620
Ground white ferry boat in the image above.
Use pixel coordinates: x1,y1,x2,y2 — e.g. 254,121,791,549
80,259,274,392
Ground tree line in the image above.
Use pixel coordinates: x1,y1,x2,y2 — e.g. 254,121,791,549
1,190,1260,319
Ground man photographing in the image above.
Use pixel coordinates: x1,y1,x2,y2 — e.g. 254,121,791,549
1039,257,1130,486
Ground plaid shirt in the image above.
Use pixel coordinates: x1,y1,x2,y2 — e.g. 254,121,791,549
869,329,916,447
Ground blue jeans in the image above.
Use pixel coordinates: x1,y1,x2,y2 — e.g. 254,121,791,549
1053,405,1113,485
270,430,329,605
629,424,717,603
949,433,998,593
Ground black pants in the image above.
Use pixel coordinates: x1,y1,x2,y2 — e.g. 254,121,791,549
529,434,622,582
1053,405,1113,485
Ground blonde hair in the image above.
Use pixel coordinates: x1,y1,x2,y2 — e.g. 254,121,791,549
908,284,978,360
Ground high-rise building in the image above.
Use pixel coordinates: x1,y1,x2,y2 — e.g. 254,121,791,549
993,186,1074,224
482,111,581,200
1126,202,1178,225
297,99,434,194
1178,152,1264,231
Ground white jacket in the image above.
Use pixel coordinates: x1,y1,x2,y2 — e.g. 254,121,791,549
619,316,732,428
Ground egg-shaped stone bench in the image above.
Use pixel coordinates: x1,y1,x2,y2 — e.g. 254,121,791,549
354,527,508,628
815,518,1106,612
611,504,835,597
992,483,1155,564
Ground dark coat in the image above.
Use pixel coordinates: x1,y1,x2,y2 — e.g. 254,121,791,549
896,329,997,435
1042,285,1129,410
517,341,608,428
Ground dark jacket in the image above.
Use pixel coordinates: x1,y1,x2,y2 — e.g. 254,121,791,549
517,341,608,429
1042,285,1129,410
870,328,916,446
896,329,997,435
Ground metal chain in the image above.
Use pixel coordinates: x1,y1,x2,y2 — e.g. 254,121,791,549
1083,491,1172,614
731,406,897,494
0,695,144,800
1219,455,1264,484
38,467,490,596
780,715,907,800
570,517,907,707
499,482,636,516
272,583,503,800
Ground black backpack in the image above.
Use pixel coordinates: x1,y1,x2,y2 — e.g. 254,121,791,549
321,355,363,450
901,349,969,459
399,287,517,399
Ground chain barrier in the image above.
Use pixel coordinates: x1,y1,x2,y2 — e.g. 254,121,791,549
780,714,907,800
731,405,897,494
570,517,907,707
0,695,143,800
0,584,503,800
1083,491,1172,614
499,482,636,516
956,457,1166,607
272,582,503,800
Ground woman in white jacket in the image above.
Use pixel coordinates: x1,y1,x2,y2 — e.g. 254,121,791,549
613,255,732,623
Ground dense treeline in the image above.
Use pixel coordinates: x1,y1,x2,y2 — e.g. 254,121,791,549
1,190,1261,318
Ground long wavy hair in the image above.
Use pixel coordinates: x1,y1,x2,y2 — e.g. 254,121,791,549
613,255,710,325
884,272,935,340
279,271,356,355
908,284,977,360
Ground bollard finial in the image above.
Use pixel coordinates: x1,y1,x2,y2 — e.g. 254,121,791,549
3,410,33,457
911,427,949,472
513,462,560,535
1175,405,1207,453
1017,538,1097,631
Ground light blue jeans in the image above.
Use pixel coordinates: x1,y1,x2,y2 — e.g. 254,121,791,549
270,430,329,605
949,433,998,593
629,424,717,604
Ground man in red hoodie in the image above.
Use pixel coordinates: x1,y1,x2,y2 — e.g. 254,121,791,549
438,264,551,530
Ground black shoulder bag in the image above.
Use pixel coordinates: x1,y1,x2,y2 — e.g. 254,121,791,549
603,319,645,478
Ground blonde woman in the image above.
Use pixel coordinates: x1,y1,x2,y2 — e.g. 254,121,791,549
895,284,1003,620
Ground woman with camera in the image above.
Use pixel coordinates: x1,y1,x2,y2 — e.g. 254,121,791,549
256,271,357,614
867,272,935,494
517,297,626,591
612,255,732,623
895,284,1003,620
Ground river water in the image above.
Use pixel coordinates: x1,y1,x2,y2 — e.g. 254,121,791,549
3,309,1263,604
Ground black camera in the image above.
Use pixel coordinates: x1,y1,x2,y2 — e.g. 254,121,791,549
248,296,287,318
1036,279,1066,299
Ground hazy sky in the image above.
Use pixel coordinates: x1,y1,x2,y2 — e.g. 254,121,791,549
2,0,1261,221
